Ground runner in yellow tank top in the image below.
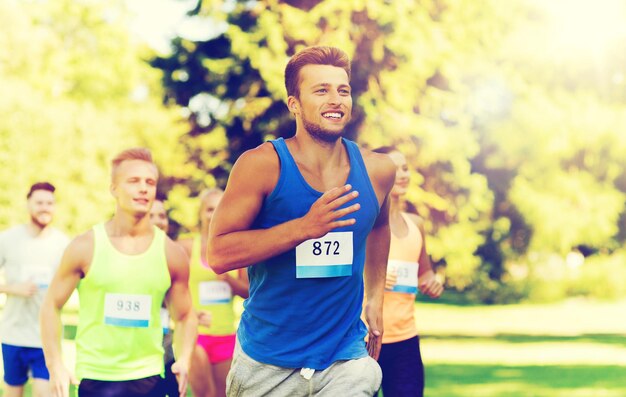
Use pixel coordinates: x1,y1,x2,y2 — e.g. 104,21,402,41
40,148,198,397
370,146,444,397
178,188,249,397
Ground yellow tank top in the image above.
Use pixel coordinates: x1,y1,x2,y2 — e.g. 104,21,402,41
382,212,422,344
75,223,170,381
188,235,236,335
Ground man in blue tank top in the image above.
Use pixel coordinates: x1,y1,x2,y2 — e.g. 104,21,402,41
208,46,396,396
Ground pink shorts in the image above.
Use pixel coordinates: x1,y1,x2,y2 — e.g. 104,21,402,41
197,334,236,364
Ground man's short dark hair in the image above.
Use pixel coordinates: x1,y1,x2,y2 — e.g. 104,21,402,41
285,46,351,98
27,182,56,199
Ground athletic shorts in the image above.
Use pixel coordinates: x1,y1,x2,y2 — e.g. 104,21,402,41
197,333,236,364
162,359,179,397
227,340,382,396
1,343,49,385
78,375,164,397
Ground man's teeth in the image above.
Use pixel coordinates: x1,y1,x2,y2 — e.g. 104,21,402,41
323,112,342,119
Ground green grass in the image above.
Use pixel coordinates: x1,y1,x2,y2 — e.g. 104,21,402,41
3,298,626,396
414,298,626,396
426,364,626,397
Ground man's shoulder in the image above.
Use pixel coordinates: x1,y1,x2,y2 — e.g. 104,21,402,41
359,147,396,181
229,142,281,193
359,145,392,164
165,235,189,274
57,229,95,270
236,141,279,166
165,234,187,257
67,229,95,254
0,225,25,256
175,234,195,255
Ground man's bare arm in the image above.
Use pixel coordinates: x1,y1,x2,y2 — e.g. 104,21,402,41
165,238,197,396
41,232,91,397
0,281,38,297
362,151,396,359
364,196,392,360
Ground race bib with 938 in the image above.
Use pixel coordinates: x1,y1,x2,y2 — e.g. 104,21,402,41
199,281,232,305
295,232,353,278
104,293,152,328
387,260,419,294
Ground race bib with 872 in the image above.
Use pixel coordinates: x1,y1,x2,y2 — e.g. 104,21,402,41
104,293,152,328
295,232,353,278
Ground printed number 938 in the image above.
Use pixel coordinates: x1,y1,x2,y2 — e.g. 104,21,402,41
116,300,141,312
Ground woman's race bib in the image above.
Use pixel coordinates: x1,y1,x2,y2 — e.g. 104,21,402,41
199,281,232,305
387,260,418,294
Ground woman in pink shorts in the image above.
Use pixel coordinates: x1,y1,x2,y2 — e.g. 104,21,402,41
179,188,249,397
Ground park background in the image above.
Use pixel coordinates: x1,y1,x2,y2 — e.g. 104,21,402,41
1,0,625,395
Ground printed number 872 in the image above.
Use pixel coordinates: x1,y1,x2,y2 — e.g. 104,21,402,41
312,241,340,256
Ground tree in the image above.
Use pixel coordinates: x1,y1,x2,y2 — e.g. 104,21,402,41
153,0,522,289
0,0,187,234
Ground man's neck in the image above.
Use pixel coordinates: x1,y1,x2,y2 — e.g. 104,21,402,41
290,132,347,171
109,210,152,237
26,222,49,237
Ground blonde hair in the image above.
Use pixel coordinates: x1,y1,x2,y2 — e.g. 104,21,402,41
197,187,224,221
110,147,157,181
199,187,224,208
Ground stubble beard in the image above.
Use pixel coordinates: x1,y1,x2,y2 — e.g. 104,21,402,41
302,111,350,145
31,214,51,229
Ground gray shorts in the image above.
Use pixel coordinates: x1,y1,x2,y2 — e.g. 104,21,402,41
226,341,382,397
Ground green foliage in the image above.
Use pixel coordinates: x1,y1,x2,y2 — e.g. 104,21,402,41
0,0,187,235
481,88,626,256
566,251,626,300
463,272,528,305
461,2,626,299
511,170,624,254
154,0,520,289
499,250,626,303
3,0,626,300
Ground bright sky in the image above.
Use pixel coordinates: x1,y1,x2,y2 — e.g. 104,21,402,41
539,0,626,55
127,0,218,54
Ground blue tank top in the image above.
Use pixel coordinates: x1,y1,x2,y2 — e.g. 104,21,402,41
237,137,380,370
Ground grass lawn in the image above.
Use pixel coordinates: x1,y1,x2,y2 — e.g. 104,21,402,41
427,364,626,397
417,297,626,396
2,297,626,396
